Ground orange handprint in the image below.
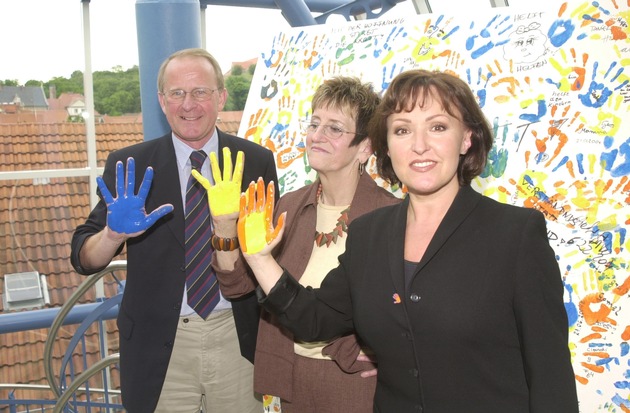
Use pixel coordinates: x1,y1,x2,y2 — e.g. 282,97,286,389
548,47,589,92
244,108,271,145
238,178,285,254
275,130,305,169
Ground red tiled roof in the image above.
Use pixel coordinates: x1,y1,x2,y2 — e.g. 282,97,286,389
0,112,242,404
224,58,258,76
217,111,243,129
0,110,69,124
231,58,257,70
47,93,85,111
101,113,143,124
98,112,241,131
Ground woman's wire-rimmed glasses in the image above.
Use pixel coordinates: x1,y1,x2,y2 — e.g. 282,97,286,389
299,120,361,140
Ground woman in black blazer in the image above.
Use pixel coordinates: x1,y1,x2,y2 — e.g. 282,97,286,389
238,69,579,412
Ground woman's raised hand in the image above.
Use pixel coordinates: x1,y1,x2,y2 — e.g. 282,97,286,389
237,178,286,255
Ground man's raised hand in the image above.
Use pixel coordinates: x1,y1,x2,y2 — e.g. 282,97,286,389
192,147,244,217
97,157,174,235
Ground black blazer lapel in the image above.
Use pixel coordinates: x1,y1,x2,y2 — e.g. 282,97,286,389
387,198,409,296
146,135,186,249
414,186,481,276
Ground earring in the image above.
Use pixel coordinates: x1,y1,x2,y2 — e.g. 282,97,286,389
358,162,365,176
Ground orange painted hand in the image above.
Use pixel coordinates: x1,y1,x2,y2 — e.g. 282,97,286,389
192,147,244,216
237,178,285,254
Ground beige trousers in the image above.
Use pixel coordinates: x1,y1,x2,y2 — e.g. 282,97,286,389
154,310,261,413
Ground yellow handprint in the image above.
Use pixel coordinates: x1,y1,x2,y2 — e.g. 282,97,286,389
192,147,244,216
237,178,285,254
245,108,272,145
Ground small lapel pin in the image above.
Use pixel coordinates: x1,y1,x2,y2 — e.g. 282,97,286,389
393,293,401,304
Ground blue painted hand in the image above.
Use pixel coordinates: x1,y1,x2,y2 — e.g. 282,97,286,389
97,157,174,234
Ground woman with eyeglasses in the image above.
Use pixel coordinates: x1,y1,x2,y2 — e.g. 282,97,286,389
213,76,400,412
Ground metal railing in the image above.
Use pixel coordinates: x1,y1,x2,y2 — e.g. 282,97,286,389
0,261,127,412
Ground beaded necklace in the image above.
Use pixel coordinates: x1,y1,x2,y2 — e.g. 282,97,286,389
314,184,350,247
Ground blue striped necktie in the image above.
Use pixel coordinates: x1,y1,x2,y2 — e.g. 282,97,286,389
185,150,219,318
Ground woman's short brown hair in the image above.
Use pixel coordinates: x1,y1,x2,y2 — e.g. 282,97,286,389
310,76,380,148
369,69,493,187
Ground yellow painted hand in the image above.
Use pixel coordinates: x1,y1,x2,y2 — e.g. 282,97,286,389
192,147,244,216
238,178,285,254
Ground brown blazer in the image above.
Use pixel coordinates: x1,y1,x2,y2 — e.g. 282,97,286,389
214,173,400,401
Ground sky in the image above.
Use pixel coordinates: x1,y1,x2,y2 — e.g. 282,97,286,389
0,0,420,85
1,0,548,85
1,1,289,84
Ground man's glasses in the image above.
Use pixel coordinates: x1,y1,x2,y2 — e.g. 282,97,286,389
299,120,361,140
162,87,222,102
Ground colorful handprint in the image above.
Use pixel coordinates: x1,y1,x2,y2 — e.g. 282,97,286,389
192,147,244,216
97,157,174,234
237,178,285,254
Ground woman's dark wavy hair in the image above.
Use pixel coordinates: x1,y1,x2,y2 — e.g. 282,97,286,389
368,69,494,187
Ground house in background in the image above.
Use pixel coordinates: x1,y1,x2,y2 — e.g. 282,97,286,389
47,89,95,122
0,85,48,114
0,86,104,124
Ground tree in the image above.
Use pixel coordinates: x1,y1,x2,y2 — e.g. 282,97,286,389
224,76,251,111
44,76,83,97
92,66,140,114
100,90,136,116
231,65,243,76
18,63,255,115
70,70,84,83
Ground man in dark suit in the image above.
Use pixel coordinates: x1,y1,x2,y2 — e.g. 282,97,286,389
71,48,277,413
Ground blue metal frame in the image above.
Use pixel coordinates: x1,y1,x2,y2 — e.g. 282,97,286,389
57,296,123,410
0,295,124,413
0,303,119,335
1,263,126,411
6,393,55,413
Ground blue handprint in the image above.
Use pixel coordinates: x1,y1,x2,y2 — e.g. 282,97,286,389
97,157,174,234
579,61,627,108
466,15,512,59
373,26,406,59
519,98,547,123
466,67,493,108
480,118,509,179
601,135,630,178
380,63,405,90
